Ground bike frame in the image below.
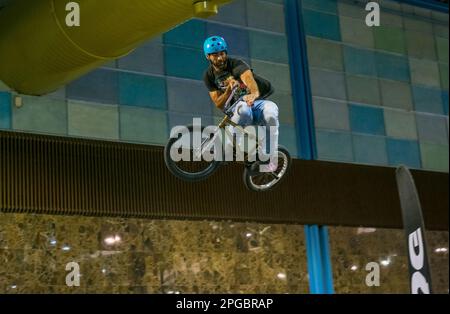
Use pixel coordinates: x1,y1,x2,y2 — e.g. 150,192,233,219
195,87,263,163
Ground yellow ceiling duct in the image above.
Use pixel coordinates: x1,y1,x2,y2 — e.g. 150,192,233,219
0,0,232,95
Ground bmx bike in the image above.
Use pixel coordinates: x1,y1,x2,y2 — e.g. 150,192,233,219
164,87,291,192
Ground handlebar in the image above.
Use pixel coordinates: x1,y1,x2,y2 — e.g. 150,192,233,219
223,85,243,117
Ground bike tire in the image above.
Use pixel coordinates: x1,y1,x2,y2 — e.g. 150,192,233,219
164,125,221,182
243,146,291,192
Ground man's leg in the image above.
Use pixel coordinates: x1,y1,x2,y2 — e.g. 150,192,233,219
225,101,253,159
252,100,279,170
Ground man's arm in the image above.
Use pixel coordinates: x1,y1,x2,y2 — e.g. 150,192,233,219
240,70,260,106
209,78,239,110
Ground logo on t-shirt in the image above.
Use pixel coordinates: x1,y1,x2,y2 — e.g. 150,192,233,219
215,73,249,102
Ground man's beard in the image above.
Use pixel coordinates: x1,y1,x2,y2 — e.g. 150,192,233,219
213,59,227,70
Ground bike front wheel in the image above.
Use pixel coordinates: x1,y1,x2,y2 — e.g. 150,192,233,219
164,125,221,182
243,146,291,192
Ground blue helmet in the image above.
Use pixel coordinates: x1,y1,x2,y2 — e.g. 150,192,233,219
203,36,228,58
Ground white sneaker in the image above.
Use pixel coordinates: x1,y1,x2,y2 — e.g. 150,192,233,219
259,160,278,173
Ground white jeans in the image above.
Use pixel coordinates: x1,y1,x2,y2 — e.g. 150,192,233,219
227,99,279,162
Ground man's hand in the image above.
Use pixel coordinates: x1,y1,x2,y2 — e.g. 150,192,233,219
243,94,258,107
209,78,240,110
225,77,239,90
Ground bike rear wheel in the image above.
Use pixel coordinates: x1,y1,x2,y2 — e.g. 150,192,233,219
164,125,221,182
243,146,291,192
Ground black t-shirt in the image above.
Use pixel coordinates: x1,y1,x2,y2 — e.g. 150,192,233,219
203,58,274,102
